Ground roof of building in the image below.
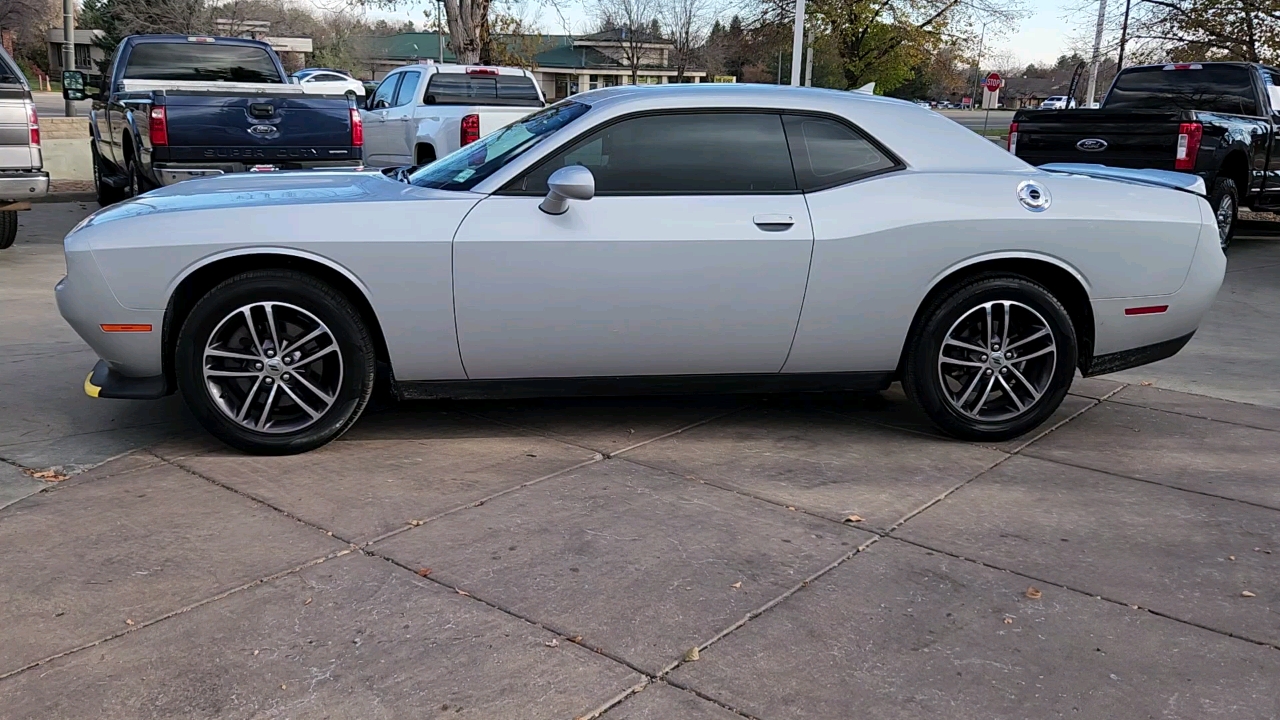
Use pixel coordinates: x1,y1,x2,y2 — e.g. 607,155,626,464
363,33,457,62
533,44,621,69
578,28,668,44
364,31,700,72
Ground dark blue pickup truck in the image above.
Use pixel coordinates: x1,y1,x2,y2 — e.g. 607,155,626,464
63,35,363,205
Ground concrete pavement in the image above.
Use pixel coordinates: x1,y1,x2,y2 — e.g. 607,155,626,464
1,203,1278,718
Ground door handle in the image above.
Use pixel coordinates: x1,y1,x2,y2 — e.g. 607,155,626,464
753,214,795,230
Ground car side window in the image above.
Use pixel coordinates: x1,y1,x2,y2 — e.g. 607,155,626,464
371,74,401,109
781,115,899,191
517,112,797,195
394,71,422,107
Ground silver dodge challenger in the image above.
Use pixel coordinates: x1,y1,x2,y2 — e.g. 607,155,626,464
56,85,1226,454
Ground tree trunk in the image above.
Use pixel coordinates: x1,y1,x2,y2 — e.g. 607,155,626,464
443,0,490,64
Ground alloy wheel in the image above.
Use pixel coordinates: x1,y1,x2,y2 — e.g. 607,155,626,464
937,300,1057,422
1216,194,1234,249
202,302,344,434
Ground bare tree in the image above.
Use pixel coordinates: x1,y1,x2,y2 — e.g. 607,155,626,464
594,0,661,84
660,0,712,80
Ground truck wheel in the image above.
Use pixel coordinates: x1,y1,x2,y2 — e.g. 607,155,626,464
1210,177,1237,252
904,275,1077,442
93,145,126,207
0,210,16,250
175,270,377,455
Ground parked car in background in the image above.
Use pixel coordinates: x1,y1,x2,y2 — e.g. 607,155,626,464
1040,96,1077,109
0,44,47,249
290,68,366,96
1010,62,1280,249
63,35,364,206
57,86,1225,454
361,64,544,167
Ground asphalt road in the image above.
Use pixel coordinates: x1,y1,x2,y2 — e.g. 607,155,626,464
31,92,92,118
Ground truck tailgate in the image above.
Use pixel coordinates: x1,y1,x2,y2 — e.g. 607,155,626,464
159,93,356,163
1015,109,1187,169
478,107,534,137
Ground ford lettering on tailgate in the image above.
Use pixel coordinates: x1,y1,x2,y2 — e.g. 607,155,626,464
203,148,322,159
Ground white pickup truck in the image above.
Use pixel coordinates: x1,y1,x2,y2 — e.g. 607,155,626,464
361,64,545,167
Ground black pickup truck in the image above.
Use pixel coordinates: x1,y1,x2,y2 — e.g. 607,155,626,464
63,35,363,206
1010,62,1280,249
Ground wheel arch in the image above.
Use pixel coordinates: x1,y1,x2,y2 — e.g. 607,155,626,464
1218,149,1249,197
162,250,392,393
898,254,1095,376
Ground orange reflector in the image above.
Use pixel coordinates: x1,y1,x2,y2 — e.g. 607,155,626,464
1124,305,1169,316
100,324,153,333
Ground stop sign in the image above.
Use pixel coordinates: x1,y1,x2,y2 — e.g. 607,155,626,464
984,72,1003,92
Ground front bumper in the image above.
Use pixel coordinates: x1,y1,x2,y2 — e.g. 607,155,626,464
0,170,49,200
84,359,169,400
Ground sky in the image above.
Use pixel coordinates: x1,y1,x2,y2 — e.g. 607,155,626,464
360,0,1084,67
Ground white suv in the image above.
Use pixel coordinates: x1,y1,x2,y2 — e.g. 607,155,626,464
1040,96,1077,110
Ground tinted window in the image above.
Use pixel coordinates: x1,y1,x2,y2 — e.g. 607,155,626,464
425,74,542,106
519,113,797,195
123,43,281,83
410,101,589,191
371,74,401,108
1104,65,1259,115
394,71,421,106
782,115,897,190
308,73,348,83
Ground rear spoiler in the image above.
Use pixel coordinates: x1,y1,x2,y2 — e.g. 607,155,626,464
1039,163,1207,197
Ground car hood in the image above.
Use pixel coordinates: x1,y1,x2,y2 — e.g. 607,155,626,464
77,169,471,231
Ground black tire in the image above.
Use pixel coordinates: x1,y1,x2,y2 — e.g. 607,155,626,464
904,275,1078,442
0,210,16,250
1209,176,1237,252
175,270,377,454
93,144,126,207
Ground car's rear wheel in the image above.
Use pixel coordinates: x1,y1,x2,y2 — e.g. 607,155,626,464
1209,176,1237,252
0,210,16,249
904,275,1077,442
176,270,377,454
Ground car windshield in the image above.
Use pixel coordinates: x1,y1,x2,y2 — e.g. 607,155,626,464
408,101,590,191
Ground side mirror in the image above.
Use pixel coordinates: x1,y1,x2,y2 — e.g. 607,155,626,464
61,70,87,101
540,165,595,215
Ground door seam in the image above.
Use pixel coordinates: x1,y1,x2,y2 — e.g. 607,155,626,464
778,193,817,373
450,197,487,380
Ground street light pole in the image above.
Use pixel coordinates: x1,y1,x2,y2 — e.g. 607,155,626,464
789,0,806,86
62,0,75,116
1086,0,1108,107
1117,0,1132,70
971,21,989,110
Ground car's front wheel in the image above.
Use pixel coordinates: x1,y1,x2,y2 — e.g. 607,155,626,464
176,270,377,454
904,275,1077,442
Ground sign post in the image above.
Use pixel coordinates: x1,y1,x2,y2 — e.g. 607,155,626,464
981,72,1004,137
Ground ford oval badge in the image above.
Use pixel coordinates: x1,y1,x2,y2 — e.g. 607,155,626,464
248,125,276,136
1076,138,1108,152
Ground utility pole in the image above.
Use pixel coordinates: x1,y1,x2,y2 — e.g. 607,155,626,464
62,0,75,116
437,0,445,62
789,0,806,86
804,27,814,87
1117,0,1132,70
971,21,989,110
1086,0,1107,107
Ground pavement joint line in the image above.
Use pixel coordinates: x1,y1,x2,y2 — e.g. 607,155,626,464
572,678,654,720
1018,451,1280,514
449,407,620,457
1103,393,1280,434
152,451,365,548
359,454,606,548
604,405,755,458
0,419,182,452
0,547,358,682
363,549,659,680
882,454,1017,535
657,677,770,720
982,389,1116,455
886,535,1280,653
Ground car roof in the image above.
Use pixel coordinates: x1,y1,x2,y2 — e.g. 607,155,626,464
565,84,1029,174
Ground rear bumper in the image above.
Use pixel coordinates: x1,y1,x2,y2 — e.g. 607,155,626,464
152,160,363,187
0,170,49,200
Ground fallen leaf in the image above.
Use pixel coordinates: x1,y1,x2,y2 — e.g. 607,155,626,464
25,468,68,482
281,684,287,690
303,597,312,606
408,520,423,527
683,647,700,662
786,506,797,511
1139,381,1153,386
253,649,260,656
1242,590,1257,598
544,638,559,648
730,581,742,589
1228,555,1236,561
416,568,432,578
844,514,864,523
1129,605,1139,610
1025,586,1042,599
568,635,583,643
456,588,470,597
1003,617,1013,624
125,618,135,626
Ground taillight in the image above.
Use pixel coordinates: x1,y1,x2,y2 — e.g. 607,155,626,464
149,106,168,146
350,107,363,147
461,113,480,146
1007,122,1018,154
466,67,499,75
1175,122,1202,170
26,103,39,146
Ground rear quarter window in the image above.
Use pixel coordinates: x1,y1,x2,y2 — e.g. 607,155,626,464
1105,65,1259,115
